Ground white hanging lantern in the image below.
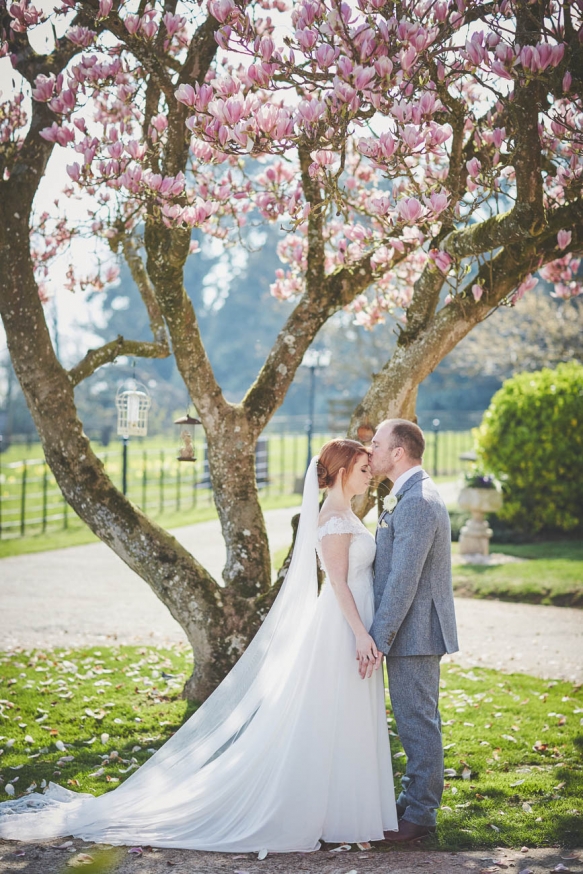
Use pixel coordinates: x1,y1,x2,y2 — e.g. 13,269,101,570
116,380,151,438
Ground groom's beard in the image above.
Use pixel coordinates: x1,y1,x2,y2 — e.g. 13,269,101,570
372,458,395,480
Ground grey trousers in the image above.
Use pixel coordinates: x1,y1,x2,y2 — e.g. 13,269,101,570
386,655,443,827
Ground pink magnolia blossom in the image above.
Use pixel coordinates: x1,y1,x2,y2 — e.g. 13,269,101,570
295,28,318,51
215,26,232,50
378,131,396,159
32,74,56,102
353,65,375,90
429,249,452,273
491,127,505,149
418,91,438,117
425,191,449,215
310,149,337,166
398,197,423,224
428,123,452,147
39,123,75,146
471,283,483,301
119,166,143,193
557,229,572,250
333,78,357,105
513,273,537,302
66,162,81,182
563,71,572,92
296,99,326,124
259,37,275,62
371,196,391,216
400,46,417,72
175,84,196,107
163,13,186,37
464,36,486,67
107,141,124,159
66,26,96,47
466,157,481,178
490,60,514,80
124,14,140,34
98,0,112,16
357,137,378,159
150,114,168,133
402,125,423,150
8,0,43,31
270,269,305,301
49,88,76,115
315,44,336,68
141,18,158,39
337,56,353,78
209,0,236,24
374,56,393,78
550,282,578,300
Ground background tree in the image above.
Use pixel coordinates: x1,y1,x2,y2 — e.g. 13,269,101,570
436,288,583,383
1,0,582,699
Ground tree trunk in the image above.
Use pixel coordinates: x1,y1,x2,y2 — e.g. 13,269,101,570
0,206,268,701
206,411,272,594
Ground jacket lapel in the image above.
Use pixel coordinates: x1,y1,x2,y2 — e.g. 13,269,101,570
376,469,428,538
395,469,428,498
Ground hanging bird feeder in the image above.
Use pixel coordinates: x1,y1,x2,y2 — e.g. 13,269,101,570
116,380,151,438
175,414,201,462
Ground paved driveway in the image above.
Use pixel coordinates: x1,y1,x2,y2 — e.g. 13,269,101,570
1,505,582,682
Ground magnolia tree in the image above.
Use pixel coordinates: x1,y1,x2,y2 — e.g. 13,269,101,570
1,0,582,698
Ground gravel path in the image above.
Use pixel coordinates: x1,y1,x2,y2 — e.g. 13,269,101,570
0,838,581,874
0,505,581,682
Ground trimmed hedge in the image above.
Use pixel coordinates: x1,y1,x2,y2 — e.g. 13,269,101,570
474,362,583,533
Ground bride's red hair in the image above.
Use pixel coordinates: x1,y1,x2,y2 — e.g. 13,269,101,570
316,439,370,489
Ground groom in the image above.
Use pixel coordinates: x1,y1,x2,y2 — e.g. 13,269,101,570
367,419,458,842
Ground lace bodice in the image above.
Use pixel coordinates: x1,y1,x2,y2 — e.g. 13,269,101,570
317,513,368,540
316,512,376,594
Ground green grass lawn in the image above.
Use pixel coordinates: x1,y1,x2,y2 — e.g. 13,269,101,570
0,646,581,849
451,540,583,608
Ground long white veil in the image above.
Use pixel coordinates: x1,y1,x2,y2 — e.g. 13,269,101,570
0,458,321,845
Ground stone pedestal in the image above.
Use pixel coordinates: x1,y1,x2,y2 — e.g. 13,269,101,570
458,487,503,557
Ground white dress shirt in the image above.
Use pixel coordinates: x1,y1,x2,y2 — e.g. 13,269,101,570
390,464,424,496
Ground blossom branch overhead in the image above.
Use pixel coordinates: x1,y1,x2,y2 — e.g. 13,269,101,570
1,0,582,341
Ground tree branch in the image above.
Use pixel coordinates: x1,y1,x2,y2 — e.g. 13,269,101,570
143,220,229,425
350,200,583,434
396,260,446,346
68,336,170,386
511,1,546,233
178,13,220,85
242,245,407,430
441,202,542,260
121,235,169,346
299,144,326,290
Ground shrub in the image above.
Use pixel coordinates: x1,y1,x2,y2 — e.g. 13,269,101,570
474,362,583,533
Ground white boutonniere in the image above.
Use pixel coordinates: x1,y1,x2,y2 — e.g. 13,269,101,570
379,520,389,528
383,494,401,514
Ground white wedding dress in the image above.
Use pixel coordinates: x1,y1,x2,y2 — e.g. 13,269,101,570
0,459,397,852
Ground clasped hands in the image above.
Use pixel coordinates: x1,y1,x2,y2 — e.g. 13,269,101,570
356,632,383,680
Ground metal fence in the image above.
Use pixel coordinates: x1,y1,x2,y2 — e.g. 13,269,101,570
0,425,477,540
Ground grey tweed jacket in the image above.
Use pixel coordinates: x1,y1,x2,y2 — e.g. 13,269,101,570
370,470,459,657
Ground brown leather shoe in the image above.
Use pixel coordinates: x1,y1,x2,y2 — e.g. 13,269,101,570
383,819,436,843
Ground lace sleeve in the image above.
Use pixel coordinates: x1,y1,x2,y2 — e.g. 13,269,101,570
317,514,361,541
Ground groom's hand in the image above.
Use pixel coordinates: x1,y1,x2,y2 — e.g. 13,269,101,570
358,651,383,680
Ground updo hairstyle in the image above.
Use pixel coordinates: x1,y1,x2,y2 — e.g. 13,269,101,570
316,439,370,490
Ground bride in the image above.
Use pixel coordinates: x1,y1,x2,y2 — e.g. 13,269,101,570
0,439,397,852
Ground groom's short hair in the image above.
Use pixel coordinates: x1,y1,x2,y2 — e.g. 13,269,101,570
382,419,425,461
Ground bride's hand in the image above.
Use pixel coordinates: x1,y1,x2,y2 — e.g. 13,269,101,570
356,633,380,680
